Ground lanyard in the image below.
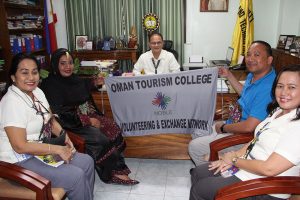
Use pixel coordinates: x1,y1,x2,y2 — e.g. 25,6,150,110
243,122,270,159
151,58,161,74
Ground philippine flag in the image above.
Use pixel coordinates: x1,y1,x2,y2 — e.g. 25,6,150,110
44,0,57,54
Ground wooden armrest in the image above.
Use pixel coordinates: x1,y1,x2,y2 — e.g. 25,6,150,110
215,176,300,200
209,133,253,161
67,130,85,153
0,161,52,199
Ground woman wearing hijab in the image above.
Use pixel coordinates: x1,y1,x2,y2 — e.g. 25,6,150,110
40,48,138,185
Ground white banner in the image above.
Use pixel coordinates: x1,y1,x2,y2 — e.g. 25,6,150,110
105,68,218,137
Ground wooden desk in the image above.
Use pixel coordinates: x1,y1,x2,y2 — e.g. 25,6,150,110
92,91,237,159
72,49,138,64
272,48,300,72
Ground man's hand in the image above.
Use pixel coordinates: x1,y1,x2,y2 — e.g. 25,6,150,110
215,121,225,134
218,66,231,78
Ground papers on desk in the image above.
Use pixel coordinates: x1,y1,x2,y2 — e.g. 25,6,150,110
217,78,229,93
81,60,117,69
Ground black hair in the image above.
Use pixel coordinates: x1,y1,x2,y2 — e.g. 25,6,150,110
267,64,300,121
148,32,163,42
50,48,73,75
251,40,272,57
2,53,39,95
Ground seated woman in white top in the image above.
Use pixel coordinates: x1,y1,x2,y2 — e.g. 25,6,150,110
190,64,300,200
0,53,94,200
133,32,180,75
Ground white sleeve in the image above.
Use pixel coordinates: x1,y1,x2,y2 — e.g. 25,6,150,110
274,123,300,165
133,55,144,76
1,97,27,129
169,54,180,73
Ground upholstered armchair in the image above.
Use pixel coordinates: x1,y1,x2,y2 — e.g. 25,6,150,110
209,134,300,200
0,131,85,200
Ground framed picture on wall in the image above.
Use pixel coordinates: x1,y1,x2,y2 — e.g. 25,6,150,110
200,0,229,12
75,35,88,50
284,36,295,50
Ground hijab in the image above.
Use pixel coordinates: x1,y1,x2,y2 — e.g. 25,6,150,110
40,48,91,107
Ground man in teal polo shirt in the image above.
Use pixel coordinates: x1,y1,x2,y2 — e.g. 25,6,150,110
189,40,276,166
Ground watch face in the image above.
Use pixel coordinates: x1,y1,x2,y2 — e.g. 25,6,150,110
142,13,160,32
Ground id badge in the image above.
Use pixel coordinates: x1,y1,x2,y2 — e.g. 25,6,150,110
221,165,239,178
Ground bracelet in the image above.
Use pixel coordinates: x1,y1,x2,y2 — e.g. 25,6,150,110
220,124,227,133
48,144,51,153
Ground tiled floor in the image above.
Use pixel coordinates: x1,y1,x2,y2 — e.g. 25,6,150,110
93,158,193,200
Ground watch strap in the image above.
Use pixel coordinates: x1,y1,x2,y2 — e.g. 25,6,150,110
220,124,227,133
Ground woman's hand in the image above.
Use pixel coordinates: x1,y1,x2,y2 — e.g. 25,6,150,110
94,75,105,86
208,159,231,175
56,145,73,164
65,134,76,154
222,151,238,165
90,118,101,128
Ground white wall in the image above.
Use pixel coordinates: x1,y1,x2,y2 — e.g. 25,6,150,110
278,0,300,36
252,0,281,47
186,0,300,63
186,0,239,63
53,0,68,48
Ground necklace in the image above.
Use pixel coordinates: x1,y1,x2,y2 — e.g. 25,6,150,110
10,87,34,109
10,86,49,115
151,58,161,74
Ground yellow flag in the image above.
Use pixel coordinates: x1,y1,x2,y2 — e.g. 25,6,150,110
231,0,254,65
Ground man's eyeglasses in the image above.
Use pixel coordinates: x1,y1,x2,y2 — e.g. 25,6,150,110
150,41,163,46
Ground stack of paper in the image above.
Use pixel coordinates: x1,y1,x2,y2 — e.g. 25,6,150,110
81,60,117,69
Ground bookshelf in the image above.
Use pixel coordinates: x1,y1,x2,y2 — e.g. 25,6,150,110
0,0,48,82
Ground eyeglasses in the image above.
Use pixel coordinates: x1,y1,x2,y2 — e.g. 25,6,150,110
150,41,163,46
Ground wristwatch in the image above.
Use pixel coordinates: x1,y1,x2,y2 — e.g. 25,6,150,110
232,157,238,165
220,124,227,133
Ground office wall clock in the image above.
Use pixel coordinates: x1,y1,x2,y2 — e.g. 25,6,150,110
142,13,160,32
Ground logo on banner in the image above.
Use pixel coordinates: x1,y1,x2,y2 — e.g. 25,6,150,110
152,92,171,110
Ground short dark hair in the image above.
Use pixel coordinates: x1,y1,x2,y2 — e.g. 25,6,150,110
251,40,272,57
267,64,300,120
148,32,163,42
3,53,39,95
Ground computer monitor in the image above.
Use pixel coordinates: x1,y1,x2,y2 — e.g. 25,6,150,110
226,47,234,62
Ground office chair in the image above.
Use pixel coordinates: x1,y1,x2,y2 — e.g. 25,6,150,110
163,40,179,60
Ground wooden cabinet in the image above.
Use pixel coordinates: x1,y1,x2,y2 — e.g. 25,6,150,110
272,48,300,72
0,0,48,82
72,49,138,64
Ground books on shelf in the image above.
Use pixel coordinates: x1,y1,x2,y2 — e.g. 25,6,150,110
6,0,37,6
10,34,43,54
35,154,64,168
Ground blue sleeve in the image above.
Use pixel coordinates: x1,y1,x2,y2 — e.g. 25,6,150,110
248,88,272,121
